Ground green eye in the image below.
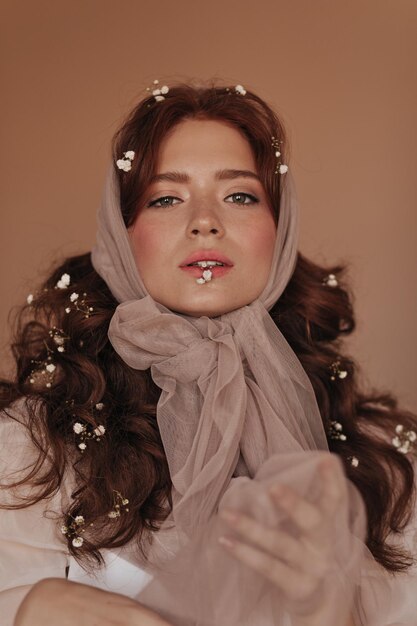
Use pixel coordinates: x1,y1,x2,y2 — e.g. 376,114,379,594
226,193,258,205
148,196,181,208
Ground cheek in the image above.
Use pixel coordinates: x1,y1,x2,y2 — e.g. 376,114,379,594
129,220,165,270
250,219,277,264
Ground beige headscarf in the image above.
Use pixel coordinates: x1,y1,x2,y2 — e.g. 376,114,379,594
91,166,372,625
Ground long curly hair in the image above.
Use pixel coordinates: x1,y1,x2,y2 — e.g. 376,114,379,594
1,83,416,573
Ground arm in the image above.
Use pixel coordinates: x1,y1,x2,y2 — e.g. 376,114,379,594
0,408,173,626
14,578,172,626
0,411,69,626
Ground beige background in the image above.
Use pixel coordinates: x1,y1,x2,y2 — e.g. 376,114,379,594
1,0,416,408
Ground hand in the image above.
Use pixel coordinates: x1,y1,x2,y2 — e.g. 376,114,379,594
218,456,350,625
14,578,173,626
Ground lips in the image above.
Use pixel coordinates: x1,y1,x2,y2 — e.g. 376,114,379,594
179,249,234,267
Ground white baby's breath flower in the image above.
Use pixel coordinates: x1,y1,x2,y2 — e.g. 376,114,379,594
70,292,79,302
152,88,161,96
408,431,417,442
27,294,34,304
116,158,132,172
65,307,71,314
235,84,246,95
279,164,289,174
95,402,104,411
160,85,169,95
124,150,135,160
154,95,165,102
45,363,56,373
56,273,71,289
108,510,119,518
78,442,87,451
94,425,106,437
57,346,65,353
72,536,84,547
73,422,85,434
60,524,68,535
74,515,85,525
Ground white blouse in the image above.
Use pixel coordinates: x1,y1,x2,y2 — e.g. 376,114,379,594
1,400,416,625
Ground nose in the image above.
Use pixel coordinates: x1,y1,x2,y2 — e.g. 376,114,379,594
187,200,225,238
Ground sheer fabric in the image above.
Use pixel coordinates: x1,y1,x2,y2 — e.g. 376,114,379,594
90,166,388,624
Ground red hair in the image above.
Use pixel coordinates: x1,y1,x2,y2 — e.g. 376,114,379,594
1,83,416,573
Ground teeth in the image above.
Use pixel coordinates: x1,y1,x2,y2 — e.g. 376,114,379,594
191,260,224,267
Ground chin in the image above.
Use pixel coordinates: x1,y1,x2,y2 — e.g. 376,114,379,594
174,300,248,318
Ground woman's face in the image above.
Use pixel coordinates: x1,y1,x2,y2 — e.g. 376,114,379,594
129,119,276,317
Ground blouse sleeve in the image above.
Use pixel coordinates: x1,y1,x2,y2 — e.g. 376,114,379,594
354,457,417,626
0,400,69,626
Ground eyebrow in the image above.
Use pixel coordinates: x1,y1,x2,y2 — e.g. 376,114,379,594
149,169,261,184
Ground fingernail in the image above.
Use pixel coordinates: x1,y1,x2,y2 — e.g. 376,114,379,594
218,535,235,549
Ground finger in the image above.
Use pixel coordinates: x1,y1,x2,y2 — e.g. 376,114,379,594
317,457,346,518
220,509,303,564
218,535,319,603
268,483,322,533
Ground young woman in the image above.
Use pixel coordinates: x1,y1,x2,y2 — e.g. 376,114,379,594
1,82,416,626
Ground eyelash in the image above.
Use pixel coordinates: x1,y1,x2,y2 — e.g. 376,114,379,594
147,192,259,208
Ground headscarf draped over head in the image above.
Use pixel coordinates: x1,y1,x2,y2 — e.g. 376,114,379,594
91,163,375,625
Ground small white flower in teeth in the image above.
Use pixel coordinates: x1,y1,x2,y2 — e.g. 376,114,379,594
195,269,213,284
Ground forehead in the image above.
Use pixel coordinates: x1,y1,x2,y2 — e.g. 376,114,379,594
157,119,256,170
